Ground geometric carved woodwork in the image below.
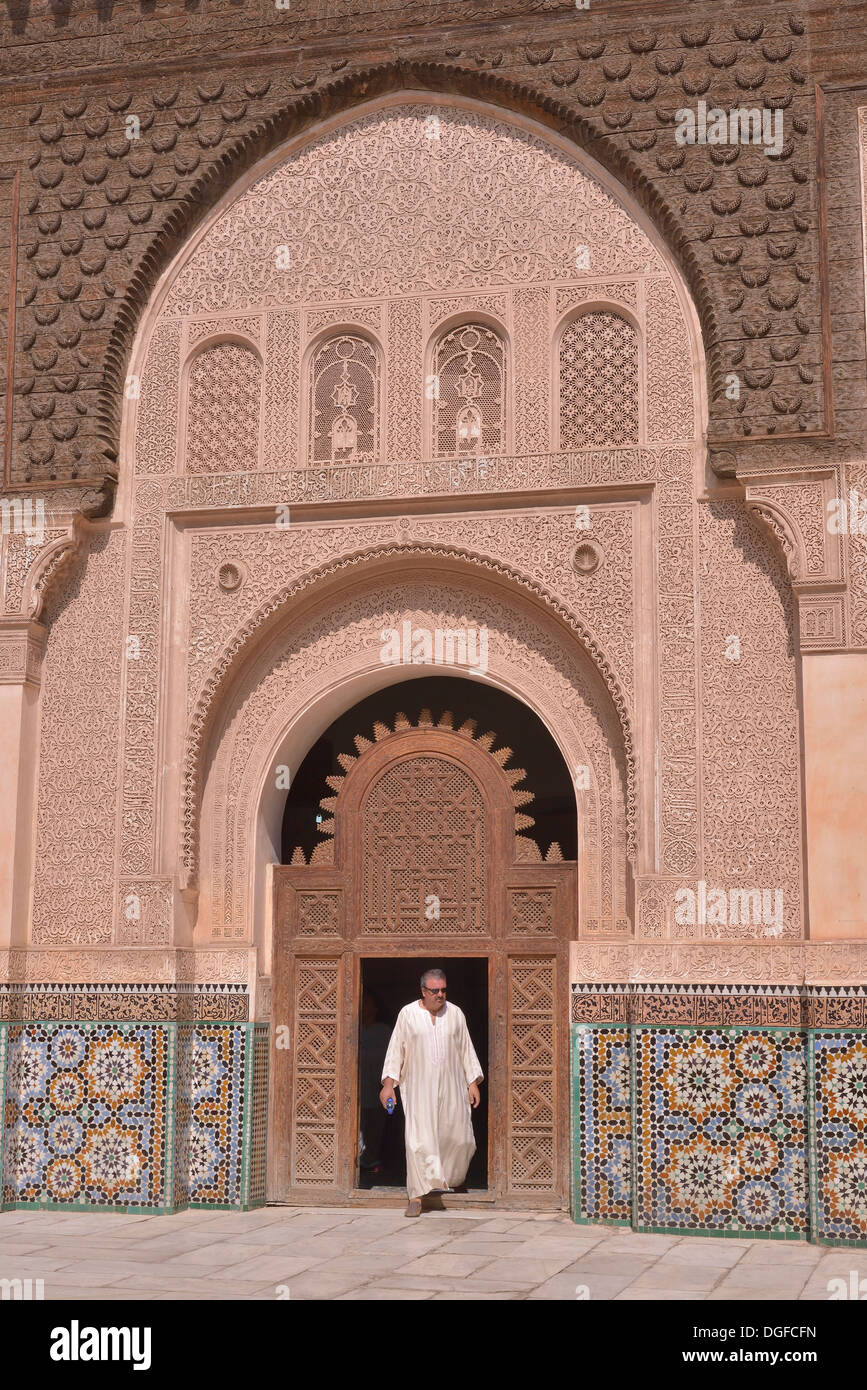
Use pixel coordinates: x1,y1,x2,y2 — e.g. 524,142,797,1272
290,958,340,1187
507,955,557,1194
509,887,556,936
297,892,342,936
272,713,576,1206
362,755,486,934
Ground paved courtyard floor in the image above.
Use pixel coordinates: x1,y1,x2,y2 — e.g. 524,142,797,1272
0,1205,854,1300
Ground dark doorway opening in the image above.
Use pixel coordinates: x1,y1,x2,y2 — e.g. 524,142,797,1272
358,957,489,1192
282,675,578,865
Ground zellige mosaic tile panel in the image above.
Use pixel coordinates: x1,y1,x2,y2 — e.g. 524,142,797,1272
574,1025,631,1224
812,1031,867,1244
634,1027,807,1236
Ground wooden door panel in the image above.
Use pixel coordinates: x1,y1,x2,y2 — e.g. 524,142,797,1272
290,957,341,1188
507,954,559,1197
271,722,576,1206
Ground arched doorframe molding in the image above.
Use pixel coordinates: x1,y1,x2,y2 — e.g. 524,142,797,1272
182,542,637,893
118,77,708,516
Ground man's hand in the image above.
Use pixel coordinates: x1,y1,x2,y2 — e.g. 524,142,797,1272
379,1082,396,1111
467,1082,481,1109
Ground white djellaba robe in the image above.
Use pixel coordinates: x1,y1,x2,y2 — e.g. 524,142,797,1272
381,1000,483,1201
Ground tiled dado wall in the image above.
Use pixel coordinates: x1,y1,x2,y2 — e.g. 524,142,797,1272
571,986,867,1248
0,1021,269,1213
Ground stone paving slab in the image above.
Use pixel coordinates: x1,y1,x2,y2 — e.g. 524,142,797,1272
0,1206,855,1300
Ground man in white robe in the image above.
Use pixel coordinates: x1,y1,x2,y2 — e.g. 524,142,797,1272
380,967,483,1217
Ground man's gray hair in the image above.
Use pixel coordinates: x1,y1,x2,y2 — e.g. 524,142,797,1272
421,967,447,992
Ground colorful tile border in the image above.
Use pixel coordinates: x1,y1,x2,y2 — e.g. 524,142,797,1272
571,982,867,1029
573,1025,631,1225
0,983,249,1023
0,1021,267,1213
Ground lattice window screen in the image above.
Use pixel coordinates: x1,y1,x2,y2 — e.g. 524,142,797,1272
308,333,380,464
559,312,639,448
185,342,262,473
432,323,506,457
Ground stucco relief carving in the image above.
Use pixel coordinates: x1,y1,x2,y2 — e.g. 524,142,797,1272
264,309,300,470
555,281,639,319
303,303,384,341
2,524,81,620
571,942,867,987
843,464,867,648
645,277,697,444
119,482,164,883
0,623,45,685
698,502,803,938
186,508,637,711
117,879,174,946
182,541,639,883
200,574,626,942
387,298,424,462
187,316,263,349
745,473,846,650
161,106,664,318
2,534,41,616
135,104,694,484
428,293,510,332
745,475,842,584
185,342,263,474
12,15,825,493
31,529,126,944
134,321,181,477
0,948,254,984
657,468,699,878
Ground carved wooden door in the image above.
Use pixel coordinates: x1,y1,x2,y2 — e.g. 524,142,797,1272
271,713,575,1207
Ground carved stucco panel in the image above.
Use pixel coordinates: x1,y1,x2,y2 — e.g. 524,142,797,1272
117,879,173,946
572,942,867,987
513,285,550,456
427,292,510,332
134,321,181,477
843,464,867,647
201,577,625,941
753,479,837,581
387,298,424,462
645,277,696,445
186,508,637,717
32,529,126,944
120,482,165,879
2,527,69,617
697,501,803,938
264,308,300,470
657,472,699,878
555,281,639,319
162,105,664,318
303,302,384,341
187,315,263,349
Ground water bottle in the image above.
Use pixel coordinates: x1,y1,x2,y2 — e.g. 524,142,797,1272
386,1097,395,1115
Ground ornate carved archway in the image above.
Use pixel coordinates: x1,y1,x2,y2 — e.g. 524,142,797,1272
270,711,577,1207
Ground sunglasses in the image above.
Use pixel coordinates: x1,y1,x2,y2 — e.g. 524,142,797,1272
424,986,447,994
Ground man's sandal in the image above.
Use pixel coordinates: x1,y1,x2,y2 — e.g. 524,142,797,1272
404,1198,422,1217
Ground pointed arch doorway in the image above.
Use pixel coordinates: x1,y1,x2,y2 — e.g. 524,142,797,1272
270,682,578,1209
